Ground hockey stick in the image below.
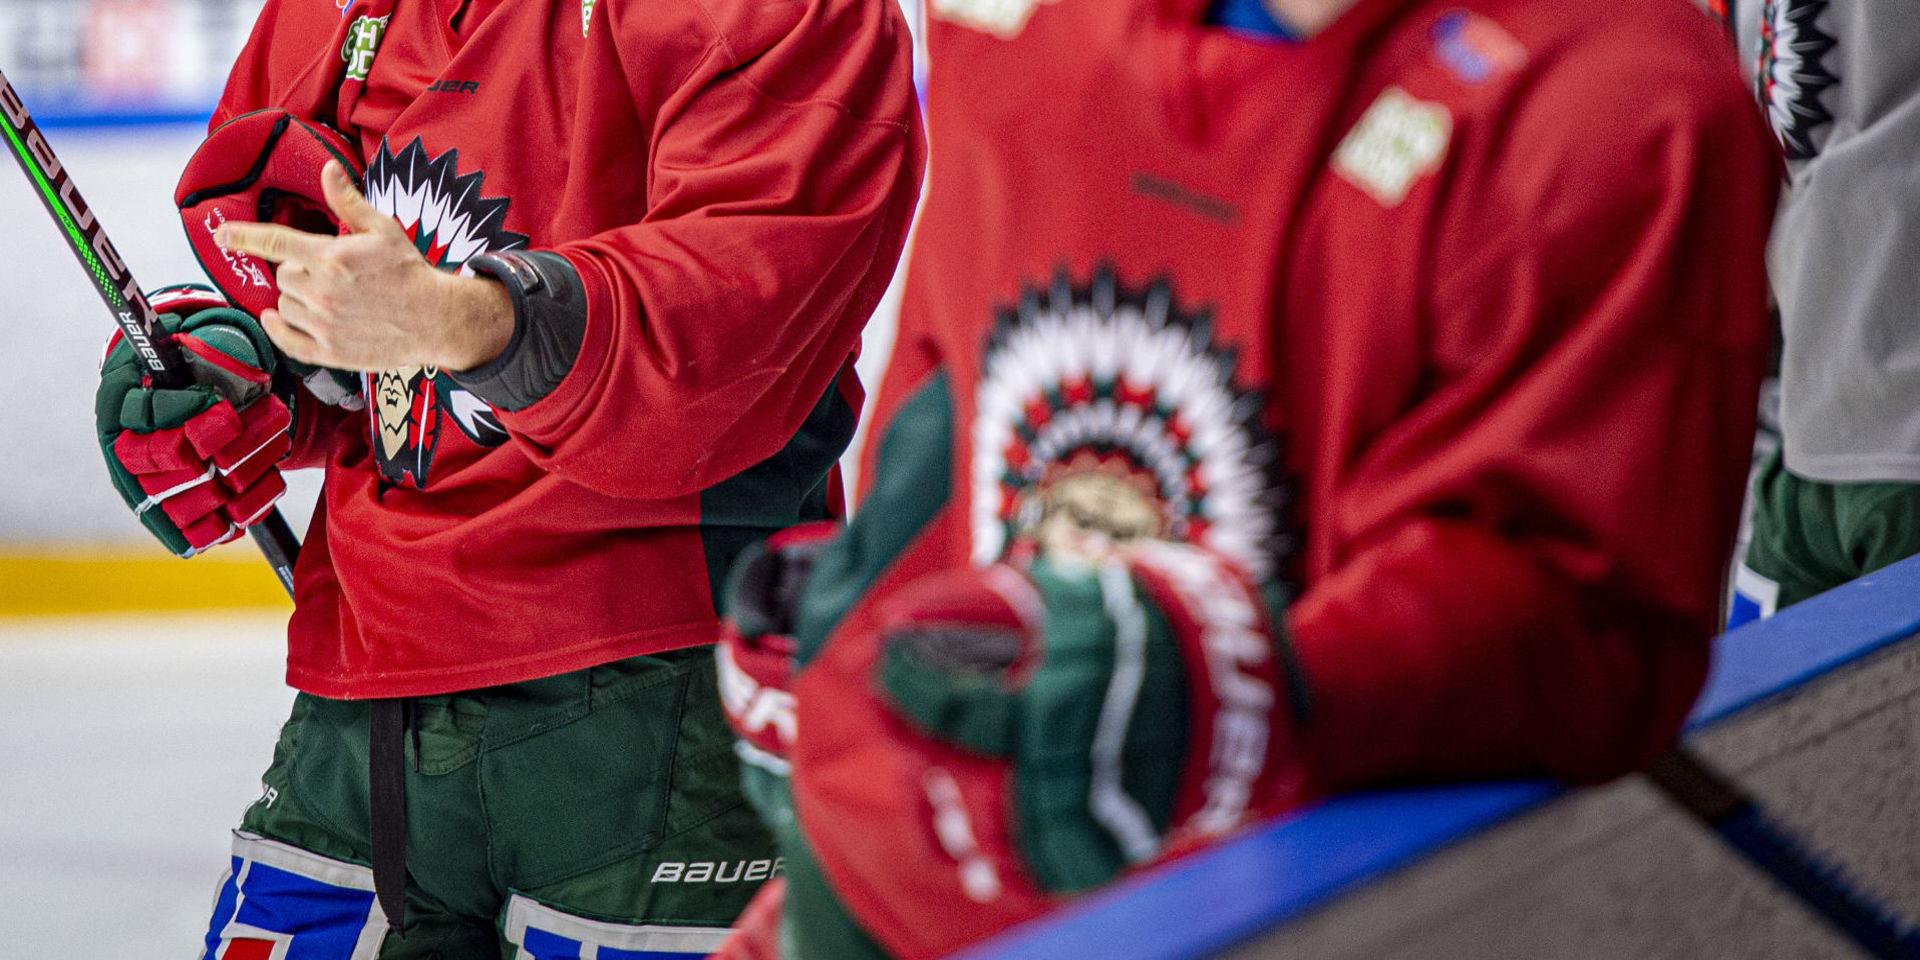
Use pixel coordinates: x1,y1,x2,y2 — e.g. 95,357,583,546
0,68,300,596
1649,748,1920,960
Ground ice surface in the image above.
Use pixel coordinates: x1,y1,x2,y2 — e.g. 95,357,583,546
0,613,294,957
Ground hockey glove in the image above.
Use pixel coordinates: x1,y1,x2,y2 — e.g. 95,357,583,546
177,107,366,409
718,521,839,808
714,522,841,960
782,541,1311,959
95,285,293,557
877,541,1308,893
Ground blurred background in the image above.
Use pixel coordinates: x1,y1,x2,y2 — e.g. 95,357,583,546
0,2,912,955
2,0,305,617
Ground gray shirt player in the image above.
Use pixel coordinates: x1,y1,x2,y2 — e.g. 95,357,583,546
1738,0,1920,483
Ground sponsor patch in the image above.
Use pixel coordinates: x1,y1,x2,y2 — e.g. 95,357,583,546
1429,11,1525,84
930,0,1061,39
1332,87,1452,207
201,832,388,960
340,15,389,83
503,895,730,960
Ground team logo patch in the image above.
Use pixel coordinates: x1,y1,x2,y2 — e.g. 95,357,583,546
930,0,1061,39
503,895,731,960
1429,10,1525,84
1332,87,1452,208
340,15,389,83
581,0,598,36
201,832,388,960
1757,0,1836,161
361,137,528,488
971,267,1290,581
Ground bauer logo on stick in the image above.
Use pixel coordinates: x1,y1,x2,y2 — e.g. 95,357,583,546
0,72,165,374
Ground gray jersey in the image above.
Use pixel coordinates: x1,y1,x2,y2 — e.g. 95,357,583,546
1738,0,1920,483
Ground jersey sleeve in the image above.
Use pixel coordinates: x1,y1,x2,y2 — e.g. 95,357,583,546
208,0,332,128
489,0,925,502
1290,42,1779,788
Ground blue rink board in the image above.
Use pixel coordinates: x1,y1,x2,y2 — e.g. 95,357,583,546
966,554,1920,960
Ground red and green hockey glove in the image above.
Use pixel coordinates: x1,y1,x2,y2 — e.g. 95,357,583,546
787,541,1312,959
177,107,366,409
95,284,292,557
714,522,840,960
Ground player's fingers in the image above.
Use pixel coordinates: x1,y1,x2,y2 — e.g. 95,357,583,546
261,307,326,366
215,221,329,265
222,471,287,528
275,261,310,299
322,160,394,237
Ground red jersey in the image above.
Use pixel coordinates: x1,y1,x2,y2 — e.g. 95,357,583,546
856,0,1775,792
212,0,923,698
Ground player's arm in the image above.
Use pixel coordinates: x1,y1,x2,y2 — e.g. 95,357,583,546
463,0,924,501
1291,45,1779,790
208,0,337,128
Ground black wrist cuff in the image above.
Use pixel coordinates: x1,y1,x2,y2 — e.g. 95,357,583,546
450,250,588,412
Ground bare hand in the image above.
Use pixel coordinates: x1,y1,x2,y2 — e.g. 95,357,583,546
213,160,514,373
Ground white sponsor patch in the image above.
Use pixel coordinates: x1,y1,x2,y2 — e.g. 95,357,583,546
930,0,1061,38
1332,87,1453,207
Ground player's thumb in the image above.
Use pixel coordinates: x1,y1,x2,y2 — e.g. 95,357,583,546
321,160,390,236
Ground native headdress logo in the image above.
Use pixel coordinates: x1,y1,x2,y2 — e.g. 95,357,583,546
971,268,1292,581
1757,0,1836,161
361,137,529,488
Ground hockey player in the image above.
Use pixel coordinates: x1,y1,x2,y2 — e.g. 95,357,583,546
709,0,1780,955
1728,0,1920,626
90,0,922,956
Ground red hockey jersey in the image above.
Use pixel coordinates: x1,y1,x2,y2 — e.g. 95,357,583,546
857,0,1775,795
210,0,923,698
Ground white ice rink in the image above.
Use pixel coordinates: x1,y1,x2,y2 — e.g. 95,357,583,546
0,613,295,958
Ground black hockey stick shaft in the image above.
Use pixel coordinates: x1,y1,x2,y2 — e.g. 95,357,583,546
1,68,299,596
1648,748,1920,960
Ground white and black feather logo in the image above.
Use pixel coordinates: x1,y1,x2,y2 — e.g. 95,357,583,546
360,138,528,488
972,267,1293,582
1758,0,1837,161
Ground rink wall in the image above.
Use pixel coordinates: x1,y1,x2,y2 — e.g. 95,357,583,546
971,555,1920,960
1,0,287,613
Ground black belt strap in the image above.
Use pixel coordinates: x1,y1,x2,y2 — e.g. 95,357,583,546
369,699,409,938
